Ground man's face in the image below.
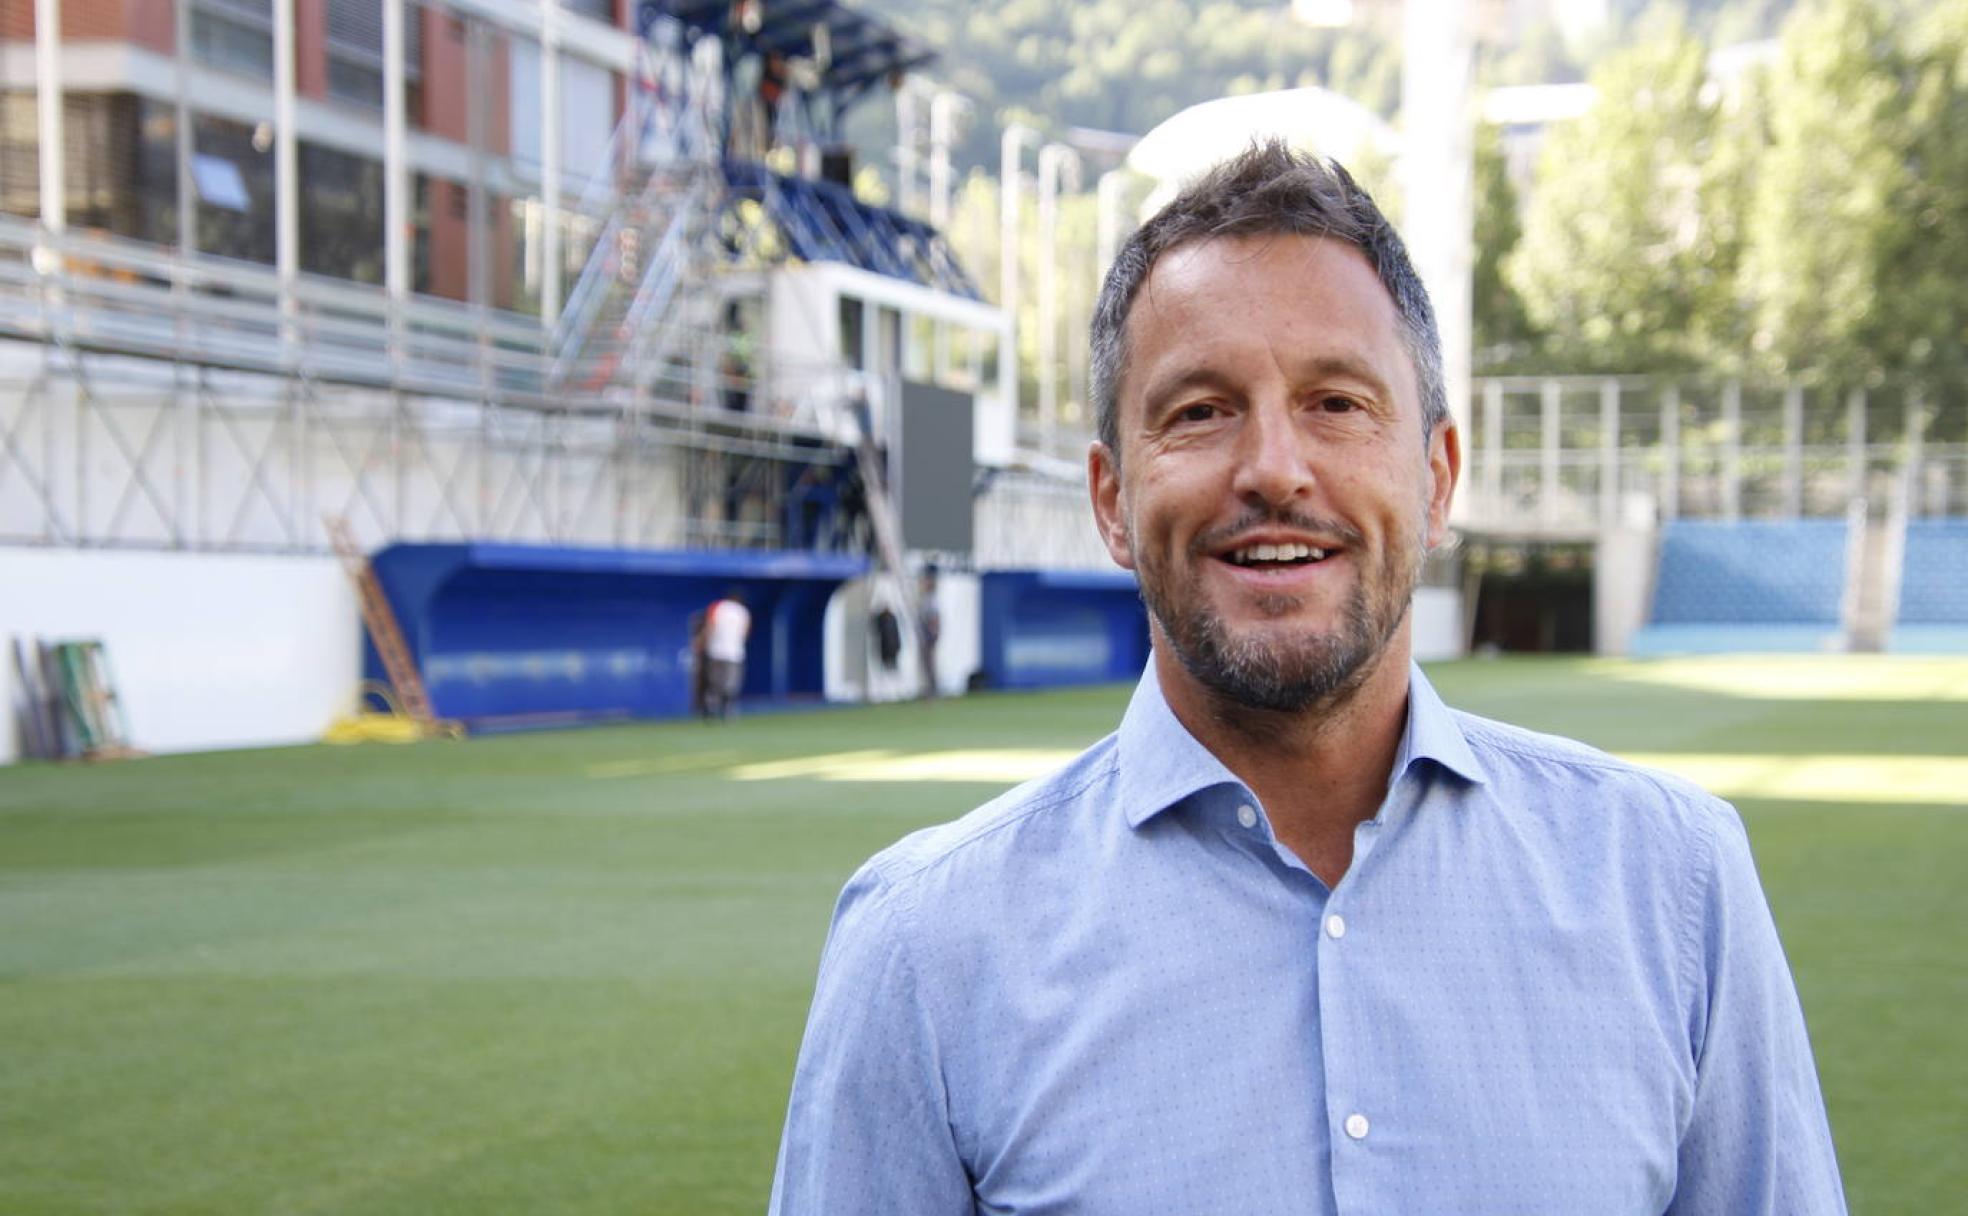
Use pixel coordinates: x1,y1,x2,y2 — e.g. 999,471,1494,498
1088,234,1459,714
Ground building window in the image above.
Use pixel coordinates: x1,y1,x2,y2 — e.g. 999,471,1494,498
192,112,275,265
191,0,275,81
506,42,617,186
0,94,173,236
413,172,473,303
0,94,42,221
299,142,385,283
324,0,426,111
561,0,614,22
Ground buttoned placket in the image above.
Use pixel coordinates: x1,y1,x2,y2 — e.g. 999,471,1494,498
1225,785,1385,1206
1318,766,1427,1211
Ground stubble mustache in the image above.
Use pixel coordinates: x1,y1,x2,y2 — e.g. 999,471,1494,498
1190,506,1365,560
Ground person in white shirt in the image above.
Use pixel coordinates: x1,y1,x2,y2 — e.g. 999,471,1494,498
698,590,751,720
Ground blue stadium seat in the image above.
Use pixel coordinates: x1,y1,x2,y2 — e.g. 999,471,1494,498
1628,519,1848,656
1890,518,1968,652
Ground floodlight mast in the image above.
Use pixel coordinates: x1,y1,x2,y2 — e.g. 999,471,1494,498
1290,0,1475,444
930,91,972,381
929,91,970,230
1400,0,1476,442
1037,143,1083,458
1000,124,1039,430
895,81,922,215
1096,168,1130,276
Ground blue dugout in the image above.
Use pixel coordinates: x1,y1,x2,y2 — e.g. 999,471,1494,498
978,569,1149,690
366,544,868,725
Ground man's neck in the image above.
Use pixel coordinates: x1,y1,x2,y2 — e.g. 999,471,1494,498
1156,637,1412,888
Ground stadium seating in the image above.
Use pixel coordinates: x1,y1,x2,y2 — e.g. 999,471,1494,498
1890,518,1968,653
1628,519,1849,656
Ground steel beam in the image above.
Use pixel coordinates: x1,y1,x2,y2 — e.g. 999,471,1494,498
275,0,300,337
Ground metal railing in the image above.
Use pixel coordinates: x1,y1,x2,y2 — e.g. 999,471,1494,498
0,216,551,400
1462,374,1968,535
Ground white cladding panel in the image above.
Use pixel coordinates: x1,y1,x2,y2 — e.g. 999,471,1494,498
1,548,358,764
1413,585,1466,662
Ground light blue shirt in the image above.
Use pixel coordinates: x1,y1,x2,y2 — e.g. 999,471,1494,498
770,663,1845,1215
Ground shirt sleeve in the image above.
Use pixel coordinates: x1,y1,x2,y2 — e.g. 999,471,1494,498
1667,803,1847,1215
769,864,974,1215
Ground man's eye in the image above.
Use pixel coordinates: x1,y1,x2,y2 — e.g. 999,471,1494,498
1318,395,1361,413
1175,403,1219,423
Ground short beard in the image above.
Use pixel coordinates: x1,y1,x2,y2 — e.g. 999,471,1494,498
1135,508,1420,720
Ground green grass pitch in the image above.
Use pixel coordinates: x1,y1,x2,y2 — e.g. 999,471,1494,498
1,655,1963,1214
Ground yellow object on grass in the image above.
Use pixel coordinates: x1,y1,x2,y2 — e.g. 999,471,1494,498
323,713,429,745
322,681,463,745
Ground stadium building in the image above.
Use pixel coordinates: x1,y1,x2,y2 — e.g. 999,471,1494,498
3,0,1966,764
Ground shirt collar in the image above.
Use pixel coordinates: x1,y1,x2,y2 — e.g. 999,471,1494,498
1115,657,1489,831
1398,660,1489,788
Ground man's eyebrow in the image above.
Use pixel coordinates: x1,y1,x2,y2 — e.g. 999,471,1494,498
1293,354,1395,400
1139,367,1241,416
1139,354,1396,416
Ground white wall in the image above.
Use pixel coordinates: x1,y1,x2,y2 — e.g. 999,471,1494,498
1413,586,1465,662
1594,527,1658,657
1,548,358,765
823,571,982,703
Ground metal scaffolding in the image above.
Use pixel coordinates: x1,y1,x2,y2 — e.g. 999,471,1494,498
0,212,853,554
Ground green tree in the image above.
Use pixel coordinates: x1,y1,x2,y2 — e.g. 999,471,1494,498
1742,0,1908,383
854,0,1401,174
1507,13,1738,372
1744,0,1968,385
1470,122,1537,369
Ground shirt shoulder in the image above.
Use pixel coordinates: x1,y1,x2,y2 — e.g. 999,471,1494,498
1454,707,1731,822
857,732,1122,897
1447,706,1746,918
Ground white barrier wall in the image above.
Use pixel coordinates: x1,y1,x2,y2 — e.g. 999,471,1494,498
1413,586,1465,662
1,546,1465,766
1595,527,1659,657
824,572,983,703
1,547,358,765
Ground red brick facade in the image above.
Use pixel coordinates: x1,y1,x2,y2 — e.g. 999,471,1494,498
0,0,172,51
1,0,623,314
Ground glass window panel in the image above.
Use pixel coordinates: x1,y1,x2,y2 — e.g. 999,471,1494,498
192,112,275,265
189,1,274,80
298,142,384,283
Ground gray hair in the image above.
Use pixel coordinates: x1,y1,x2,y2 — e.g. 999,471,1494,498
1089,139,1446,456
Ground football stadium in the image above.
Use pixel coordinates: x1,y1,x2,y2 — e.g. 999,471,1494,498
4,0,1966,1212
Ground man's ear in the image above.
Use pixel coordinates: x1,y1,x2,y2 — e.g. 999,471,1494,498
1425,417,1461,550
1088,440,1135,571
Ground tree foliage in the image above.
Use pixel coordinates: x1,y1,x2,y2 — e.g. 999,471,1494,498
1507,14,1739,373
854,0,1401,171
1745,0,1968,385
1500,0,1968,381
1471,121,1536,368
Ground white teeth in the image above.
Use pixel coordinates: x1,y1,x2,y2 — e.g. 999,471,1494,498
1229,543,1330,565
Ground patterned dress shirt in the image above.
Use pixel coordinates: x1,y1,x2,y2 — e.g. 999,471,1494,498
769,662,1846,1215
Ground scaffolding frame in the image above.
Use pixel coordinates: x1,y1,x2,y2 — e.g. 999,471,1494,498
0,215,859,555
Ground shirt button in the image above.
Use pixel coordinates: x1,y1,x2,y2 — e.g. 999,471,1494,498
1344,1113,1370,1140
1236,804,1257,829
1326,914,1347,940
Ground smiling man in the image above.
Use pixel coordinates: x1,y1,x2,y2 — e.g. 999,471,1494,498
769,141,1845,1215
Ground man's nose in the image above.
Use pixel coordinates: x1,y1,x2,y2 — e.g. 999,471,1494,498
1230,403,1315,506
